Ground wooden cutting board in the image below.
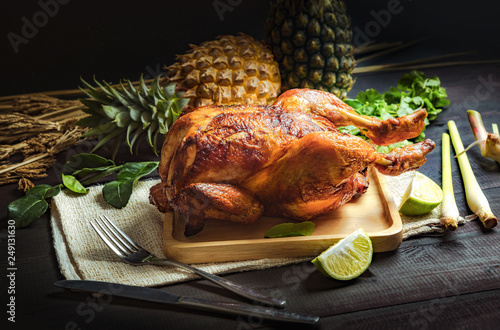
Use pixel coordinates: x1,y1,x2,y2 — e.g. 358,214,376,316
163,166,402,264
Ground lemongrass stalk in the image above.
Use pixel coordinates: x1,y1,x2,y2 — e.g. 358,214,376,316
459,110,500,163
447,120,497,229
441,133,460,230
492,123,499,135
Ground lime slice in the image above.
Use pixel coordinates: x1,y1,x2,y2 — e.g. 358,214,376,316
399,172,443,216
264,221,315,238
312,228,373,280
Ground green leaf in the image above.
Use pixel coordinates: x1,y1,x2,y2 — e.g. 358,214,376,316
76,115,105,129
115,111,131,128
81,122,116,138
102,180,135,209
264,221,315,238
100,161,159,208
379,109,394,120
345,70,449,144
46,184,62,198
63,153,115,175
163,83,176,99
338,125,361,136
79,78,113,105
174,97,189,113
72,165,115,179
8,196,49,228
102,105,122,120
138,74,149,97
376,139,413,153
425,77,441,87
90,128,125,153
25,184,51,199
62,174,88,194
116,162,159,182
344,99,363,110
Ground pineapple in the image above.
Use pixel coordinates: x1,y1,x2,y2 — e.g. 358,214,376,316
78,76,188,158
163,34,281,112
265,0,356,99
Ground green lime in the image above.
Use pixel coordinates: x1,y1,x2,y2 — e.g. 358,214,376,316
399,172,443,216
312,228,373,280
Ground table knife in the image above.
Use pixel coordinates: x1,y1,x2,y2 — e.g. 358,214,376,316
54,280,319,325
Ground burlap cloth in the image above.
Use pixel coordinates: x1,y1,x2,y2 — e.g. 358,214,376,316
50,171,469,287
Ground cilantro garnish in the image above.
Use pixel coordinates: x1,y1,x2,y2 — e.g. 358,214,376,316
342,70,449,152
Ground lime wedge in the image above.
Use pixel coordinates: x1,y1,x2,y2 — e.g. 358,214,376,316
312,228,373,280
399,172,443,216
264,221,315,238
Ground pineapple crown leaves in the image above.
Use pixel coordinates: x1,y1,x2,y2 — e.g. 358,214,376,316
77,75,189,159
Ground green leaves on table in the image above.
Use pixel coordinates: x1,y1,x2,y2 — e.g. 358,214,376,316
103,162,159,208
62,175,88,194
7,153,159,228
7,184,62,228
342,70,450,152
264,221,315,238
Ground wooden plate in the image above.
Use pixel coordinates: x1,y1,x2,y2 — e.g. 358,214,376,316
163,166,402,264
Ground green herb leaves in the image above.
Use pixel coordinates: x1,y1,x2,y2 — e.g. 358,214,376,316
62,175,88,194
264,221,315,238
7,153,159,228
7,184,61,228
103,162,159,208
343,70,449,151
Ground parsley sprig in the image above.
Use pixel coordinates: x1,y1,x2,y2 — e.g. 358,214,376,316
342,70,450,152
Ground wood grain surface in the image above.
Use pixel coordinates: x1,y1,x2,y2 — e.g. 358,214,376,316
2,60,499,330
163,167,402,263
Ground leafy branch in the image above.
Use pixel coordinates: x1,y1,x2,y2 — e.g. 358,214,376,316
7,153,158,228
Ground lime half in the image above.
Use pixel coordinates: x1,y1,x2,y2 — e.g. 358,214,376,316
399,172,443,216
312,228,373,280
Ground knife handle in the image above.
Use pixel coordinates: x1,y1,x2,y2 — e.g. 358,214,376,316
178,296,319,325
153,259,286,308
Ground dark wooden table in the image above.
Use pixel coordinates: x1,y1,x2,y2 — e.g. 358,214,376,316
2,63,499,329
2,0,500,327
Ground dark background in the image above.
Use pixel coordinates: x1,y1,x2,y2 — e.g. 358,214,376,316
1,0,500,97
2,2,500,329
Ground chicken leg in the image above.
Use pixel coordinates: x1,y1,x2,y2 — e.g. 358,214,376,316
175,183,264,236
273,89,427,146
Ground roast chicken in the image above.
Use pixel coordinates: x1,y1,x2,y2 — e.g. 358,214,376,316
150,89,435,236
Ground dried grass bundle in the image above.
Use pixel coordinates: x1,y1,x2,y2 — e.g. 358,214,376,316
0,128,86,185
0,94,89,186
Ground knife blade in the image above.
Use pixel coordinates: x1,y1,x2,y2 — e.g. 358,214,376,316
54,280,319,325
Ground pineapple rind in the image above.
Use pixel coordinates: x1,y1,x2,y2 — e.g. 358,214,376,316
265,0,356,99
163,34,281,112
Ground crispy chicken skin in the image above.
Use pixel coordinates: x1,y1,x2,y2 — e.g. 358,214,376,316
274,89,428,146
150,89,435,236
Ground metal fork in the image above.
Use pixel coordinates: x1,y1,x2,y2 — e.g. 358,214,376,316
90,215,286,308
